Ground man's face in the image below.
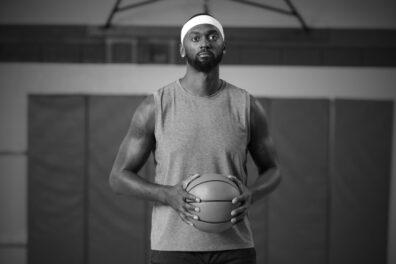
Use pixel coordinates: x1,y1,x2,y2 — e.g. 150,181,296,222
182,24,225,73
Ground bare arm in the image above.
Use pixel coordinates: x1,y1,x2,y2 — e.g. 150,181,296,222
109,95,200,225
109,95,163,201
230,95,281,224
247,95,281,204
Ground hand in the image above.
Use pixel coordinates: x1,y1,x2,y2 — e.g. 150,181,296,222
164,174,201,226
227,175,252,225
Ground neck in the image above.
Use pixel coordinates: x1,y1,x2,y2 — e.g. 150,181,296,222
180,65,222,97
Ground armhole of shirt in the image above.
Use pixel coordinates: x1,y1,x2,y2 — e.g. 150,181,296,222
246,92,251,146
153,89,161,139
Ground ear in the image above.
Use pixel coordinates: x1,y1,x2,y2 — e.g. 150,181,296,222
222,41,227,54
180,43,186,58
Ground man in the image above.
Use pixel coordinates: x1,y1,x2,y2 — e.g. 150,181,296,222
109,13,281,264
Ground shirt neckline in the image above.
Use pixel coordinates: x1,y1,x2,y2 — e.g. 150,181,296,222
177,79,226,99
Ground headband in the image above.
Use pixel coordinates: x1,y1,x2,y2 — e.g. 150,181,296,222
180,15,225,44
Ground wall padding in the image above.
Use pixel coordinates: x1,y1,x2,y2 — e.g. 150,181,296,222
330,99,393,264
268,99,330,264
28,96,392,264
28,96,86,264
88,96,149,264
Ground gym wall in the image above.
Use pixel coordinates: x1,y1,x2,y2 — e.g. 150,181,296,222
1,1,396,263
27,94,392,264
1,64,395,264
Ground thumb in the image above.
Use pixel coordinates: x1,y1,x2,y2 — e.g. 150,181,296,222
182,173,200,190
184,191,201,203
227,175,244,194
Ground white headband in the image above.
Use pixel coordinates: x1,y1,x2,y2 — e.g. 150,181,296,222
180,15,225,44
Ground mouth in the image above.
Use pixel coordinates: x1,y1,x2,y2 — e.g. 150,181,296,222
197,51,214,58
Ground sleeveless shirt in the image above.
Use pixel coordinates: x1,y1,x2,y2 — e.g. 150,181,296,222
152,79,254,251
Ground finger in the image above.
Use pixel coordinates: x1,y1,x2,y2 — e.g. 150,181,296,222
226,175,238,183
181,202,200,218
230,208,248,225
232,194,246,204
181,209,199,222
183,191,201,203
180,213,194,226
184,202,200,213
190,173,200,179
231,214,245,225
231,205,247,217
227,175,244,193
181,185,201,202
182,173,200,190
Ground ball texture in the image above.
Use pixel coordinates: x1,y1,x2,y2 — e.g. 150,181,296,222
185,173,240,233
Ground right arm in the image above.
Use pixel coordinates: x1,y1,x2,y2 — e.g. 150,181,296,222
109,95,200,225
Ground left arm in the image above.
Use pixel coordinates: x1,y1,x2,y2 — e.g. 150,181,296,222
230,95,281,224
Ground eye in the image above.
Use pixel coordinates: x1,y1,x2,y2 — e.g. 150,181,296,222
191,35,200,42
209,34,219,41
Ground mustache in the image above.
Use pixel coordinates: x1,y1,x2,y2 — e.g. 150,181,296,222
197,49,214,56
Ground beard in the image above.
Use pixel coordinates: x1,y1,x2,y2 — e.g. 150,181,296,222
186,50,223,73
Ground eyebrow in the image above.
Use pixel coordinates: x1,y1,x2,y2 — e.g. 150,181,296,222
189,29,220,36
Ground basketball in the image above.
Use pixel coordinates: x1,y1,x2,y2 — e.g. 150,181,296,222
185,173,241,233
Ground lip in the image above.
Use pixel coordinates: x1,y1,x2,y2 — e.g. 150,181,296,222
197,51,214,57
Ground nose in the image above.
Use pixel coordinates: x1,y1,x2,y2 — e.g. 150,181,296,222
199,37,210,49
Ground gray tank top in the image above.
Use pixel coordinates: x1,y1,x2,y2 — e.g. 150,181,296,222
152,79,254,251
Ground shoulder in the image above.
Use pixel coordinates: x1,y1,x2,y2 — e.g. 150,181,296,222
249,95,266,116
152,81,180,109
154,81,179,98
132,94,155,134
136,80,179,132
223,81,250,97
249,94,269,134
222,81,252,109
222,81,265,115
137,94,155,113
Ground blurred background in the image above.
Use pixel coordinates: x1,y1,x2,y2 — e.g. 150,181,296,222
0,0,395,264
